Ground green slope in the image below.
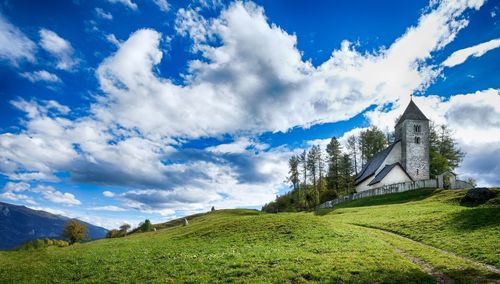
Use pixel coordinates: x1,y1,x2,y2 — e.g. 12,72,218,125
0,189,499,283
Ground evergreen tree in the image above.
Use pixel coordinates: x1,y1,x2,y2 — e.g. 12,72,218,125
359,126,387,166
429,123,464,177
346,135,358,175
339,154,354,196
326,137,342,191
299,150,307,188
307,146,320,191
287,155,300,191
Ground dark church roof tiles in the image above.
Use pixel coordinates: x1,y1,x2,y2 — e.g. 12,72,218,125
396,99,429,126
368,162,412,186
354,140,400,186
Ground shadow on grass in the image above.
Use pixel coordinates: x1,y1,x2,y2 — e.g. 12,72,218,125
448,206,500,231
315,188,439,216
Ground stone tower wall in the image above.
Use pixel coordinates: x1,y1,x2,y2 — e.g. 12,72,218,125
399,119,429,181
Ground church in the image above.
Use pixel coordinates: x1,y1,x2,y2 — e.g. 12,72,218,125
355,99,430,192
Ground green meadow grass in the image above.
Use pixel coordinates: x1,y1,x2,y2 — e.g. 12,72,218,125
0,189,498,283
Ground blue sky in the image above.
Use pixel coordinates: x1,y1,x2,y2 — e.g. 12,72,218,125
0,0,499,229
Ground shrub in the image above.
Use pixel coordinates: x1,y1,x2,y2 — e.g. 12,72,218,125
16,239,69,250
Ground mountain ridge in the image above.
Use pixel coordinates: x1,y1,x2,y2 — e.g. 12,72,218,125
0,201,108,250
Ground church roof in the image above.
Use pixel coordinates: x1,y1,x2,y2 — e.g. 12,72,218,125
354,140,400,186
396,99,429,126
368,162,412,186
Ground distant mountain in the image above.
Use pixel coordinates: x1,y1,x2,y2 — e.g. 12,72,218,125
0,201,108,250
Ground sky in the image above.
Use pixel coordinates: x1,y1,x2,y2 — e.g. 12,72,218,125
0,0,499,229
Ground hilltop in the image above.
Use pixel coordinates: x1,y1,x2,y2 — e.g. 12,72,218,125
0,189,499,283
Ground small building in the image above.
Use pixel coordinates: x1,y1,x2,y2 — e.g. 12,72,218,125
355,99,430,192
437,171,456,189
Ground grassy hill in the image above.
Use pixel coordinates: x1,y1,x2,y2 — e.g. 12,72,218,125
0,189,499,283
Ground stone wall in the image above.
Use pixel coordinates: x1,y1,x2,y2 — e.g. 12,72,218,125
402,119,430,181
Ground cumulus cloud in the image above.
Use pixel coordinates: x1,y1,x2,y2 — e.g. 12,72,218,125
442,38,500,67
0,0,493,214
97,0,483,140
33,185,81,206
108,0,138,10
0,191,37,205
1,182,80,206
0,13,36,65
153,0,170,12
21,70,61,83
364,88,500,186
3,181,30,192
95,8,113,20
39,29,78,71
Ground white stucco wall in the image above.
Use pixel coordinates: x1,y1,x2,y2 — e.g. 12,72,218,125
374,166,412,188
374,141,401,176
356,177,373,193
356,141,405,193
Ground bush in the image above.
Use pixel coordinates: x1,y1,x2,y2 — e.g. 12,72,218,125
16,239,69,250
106,229,121,238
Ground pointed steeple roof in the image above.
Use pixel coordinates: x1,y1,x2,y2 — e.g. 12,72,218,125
396,99,429,126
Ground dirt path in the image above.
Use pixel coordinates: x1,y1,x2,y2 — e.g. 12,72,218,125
394,248,455,284
350,223,500,275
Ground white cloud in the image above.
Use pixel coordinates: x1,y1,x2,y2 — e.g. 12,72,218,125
442,38,500,67
33,185,81,206
96,0,483,140
21,70,61,83
95,8,113,20
152,0,170,12
207,137,267,154
27,206,66,216
26,205,136,229
88,205,126,211
3,181,30,192
364,88,500,186
106,34,121,47
0,13,36,65
175,8,211,52
0,191,37,205
108,0,138,10
102,191,115,197
0,0,493,214
194,0,223,10
39,29,78,71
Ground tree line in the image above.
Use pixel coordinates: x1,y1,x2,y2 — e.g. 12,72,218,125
262,126,388,212
263,123,464,213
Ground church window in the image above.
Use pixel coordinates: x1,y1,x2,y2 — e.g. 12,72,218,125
417,169,419,175
414,124,421,133
415,137,420,144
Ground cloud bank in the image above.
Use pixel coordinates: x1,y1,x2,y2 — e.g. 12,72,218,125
0,0,495,216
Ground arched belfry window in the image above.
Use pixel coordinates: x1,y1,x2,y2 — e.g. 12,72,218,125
414,124,421,133
415,137,420,144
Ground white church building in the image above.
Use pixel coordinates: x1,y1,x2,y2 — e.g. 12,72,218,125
355,100,430,192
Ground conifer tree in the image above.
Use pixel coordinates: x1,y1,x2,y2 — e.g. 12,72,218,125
326,137,342,191
359,126,387,166
429,123,464,177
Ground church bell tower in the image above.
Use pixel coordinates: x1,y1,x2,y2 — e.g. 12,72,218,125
394,98,430,181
